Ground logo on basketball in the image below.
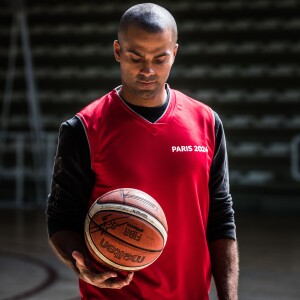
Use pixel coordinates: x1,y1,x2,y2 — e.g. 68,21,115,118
99,238,146,263
124,224,143,241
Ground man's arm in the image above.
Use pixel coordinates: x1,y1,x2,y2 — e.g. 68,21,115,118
46,117,133,288
209,239,239,300
207,112,239,299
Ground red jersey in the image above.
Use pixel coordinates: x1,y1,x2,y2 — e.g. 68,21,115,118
77,87,215,299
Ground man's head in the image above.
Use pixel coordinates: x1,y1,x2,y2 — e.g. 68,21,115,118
118,3,178,45
114,3,178,106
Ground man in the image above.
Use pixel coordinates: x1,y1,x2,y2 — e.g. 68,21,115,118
46,3,239,300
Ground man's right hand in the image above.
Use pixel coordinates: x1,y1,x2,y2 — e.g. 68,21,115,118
72,251,134,289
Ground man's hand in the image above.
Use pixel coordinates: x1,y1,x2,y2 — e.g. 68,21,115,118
49,231,134,289
72,251,134,289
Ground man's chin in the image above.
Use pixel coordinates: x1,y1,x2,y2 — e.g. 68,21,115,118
136,81,157,89
134,88,159,100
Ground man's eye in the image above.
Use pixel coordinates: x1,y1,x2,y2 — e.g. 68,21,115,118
131,57,142,63
155,57,167,64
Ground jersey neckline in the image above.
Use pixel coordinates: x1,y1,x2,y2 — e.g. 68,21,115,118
113,84,176,125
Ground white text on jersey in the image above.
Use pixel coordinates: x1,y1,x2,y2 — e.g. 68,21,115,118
171,146,208,153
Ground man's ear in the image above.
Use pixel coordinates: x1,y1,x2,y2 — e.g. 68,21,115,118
172,43,179,64
174,43,179,57
113,40,121,62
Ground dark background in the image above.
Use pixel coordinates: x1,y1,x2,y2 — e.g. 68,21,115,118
0,0,299,299
1,0,300,211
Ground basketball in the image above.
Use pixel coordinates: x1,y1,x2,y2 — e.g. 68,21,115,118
84,188,168,272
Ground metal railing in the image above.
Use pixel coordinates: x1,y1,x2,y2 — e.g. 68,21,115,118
0,1,47,207
0,132,57,207
291,135,300,182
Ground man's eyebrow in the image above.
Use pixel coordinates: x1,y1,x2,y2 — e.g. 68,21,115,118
155,52,171,58
127,49,171,58
127,49,143,57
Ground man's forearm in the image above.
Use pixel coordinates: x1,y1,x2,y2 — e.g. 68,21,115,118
49,230,88,274
209,238,239,300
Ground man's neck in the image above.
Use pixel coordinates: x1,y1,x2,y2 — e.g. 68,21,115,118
118,86,167,107
117,86,170,123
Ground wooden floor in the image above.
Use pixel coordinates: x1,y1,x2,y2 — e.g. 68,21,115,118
0,209,299,300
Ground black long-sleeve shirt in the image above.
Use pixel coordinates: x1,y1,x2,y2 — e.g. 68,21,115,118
46,98,236,242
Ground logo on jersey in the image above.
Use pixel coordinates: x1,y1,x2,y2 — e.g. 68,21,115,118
171,145,208,153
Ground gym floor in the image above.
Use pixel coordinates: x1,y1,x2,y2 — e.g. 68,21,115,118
0,209,299,300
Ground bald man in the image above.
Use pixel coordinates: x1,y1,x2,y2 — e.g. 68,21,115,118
46,3,239,300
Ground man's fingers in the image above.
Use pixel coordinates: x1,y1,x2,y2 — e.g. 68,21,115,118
71,251,134,289
72,251,84,265
125,272,134,284
97,272,134,289
97,271,118,282
96,271,133,285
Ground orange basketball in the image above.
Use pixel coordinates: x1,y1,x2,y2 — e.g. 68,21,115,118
84,188,168,272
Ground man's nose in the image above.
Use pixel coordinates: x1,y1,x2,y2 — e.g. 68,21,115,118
140,62,155,76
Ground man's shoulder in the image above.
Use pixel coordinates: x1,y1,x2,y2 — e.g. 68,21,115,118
172,88,212,108
171,88,215,120
77,89,116,118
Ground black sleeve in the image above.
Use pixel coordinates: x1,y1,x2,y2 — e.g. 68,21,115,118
207,111,236,242
46,116,95,237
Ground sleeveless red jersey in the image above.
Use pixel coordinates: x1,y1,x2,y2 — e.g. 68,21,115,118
77,87,215,300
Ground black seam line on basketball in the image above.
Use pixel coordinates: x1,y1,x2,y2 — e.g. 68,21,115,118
89,206,167,238
98,189,159,214
89,209,166,244
94,201,167,232
120,188,126,204
89,209,166,245
88,212,165,252
98,190,157,210
89,214,164,253
98,195,157,212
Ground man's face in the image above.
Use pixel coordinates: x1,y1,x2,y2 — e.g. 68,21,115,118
114,25,178,106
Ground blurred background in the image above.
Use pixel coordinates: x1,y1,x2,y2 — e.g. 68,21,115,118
0,0,299,299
